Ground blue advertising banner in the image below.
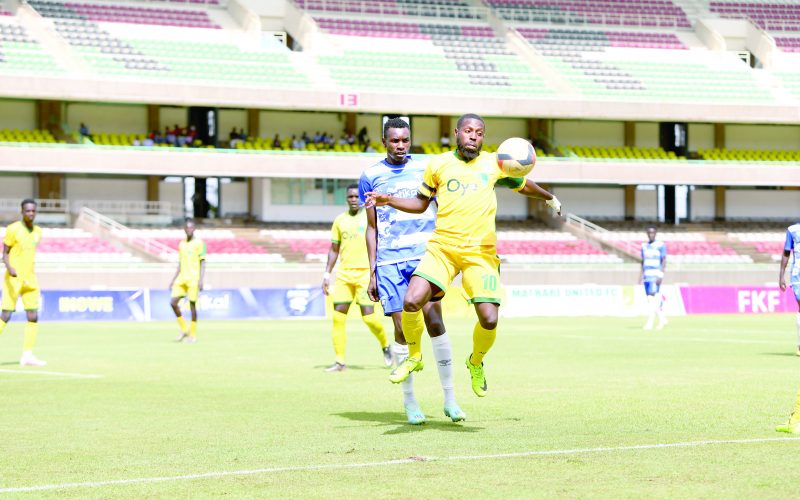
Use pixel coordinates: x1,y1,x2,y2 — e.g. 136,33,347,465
39,289,147,322
4,287,326,322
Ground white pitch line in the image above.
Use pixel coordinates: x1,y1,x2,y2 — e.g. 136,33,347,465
0,369,101,379
548,334,776,345
1,436,798,494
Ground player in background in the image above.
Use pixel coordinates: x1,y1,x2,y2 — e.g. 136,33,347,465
170,218,206,343
0,199,46,366
776,222,800,433
360,117,465,425
322,184,391,372
779,222,800,356
365,114,561,397
640,226,667,331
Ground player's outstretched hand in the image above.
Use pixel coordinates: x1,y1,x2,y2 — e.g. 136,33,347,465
322,277,330,296
780,276,787,291
367,272,379,302
7,266,16,278
363,191,391,208
546,195,561,215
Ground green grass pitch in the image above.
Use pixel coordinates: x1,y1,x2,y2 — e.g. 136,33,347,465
0,314,798,497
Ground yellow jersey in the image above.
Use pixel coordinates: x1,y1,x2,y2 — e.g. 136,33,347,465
331,209,368,270
177,237,206,281
419,151,524,247
3,220,42,279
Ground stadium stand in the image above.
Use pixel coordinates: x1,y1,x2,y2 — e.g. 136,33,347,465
599,230,753,263
698,148,800,161
728,231,786,262
0,16,66,75
0,128,60,143
129,229,285,263
0,227,141,263
29,0,221,28
487,0,692,28
557,145,680,159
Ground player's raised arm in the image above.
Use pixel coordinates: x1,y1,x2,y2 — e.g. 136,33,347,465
365,206,379,302
363,191,431,214
780,230,793,291
505,178,562,214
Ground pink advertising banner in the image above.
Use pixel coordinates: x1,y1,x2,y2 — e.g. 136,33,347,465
680,286,798,314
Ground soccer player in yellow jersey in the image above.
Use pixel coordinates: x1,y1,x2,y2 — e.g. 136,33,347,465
322,184,391,372
0,199,46,366
366,114,561,396
170,219,206,343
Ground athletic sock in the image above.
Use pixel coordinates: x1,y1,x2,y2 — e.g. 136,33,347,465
362,312,388,349
189,321,197,339
430,333,456,405
400,309,424,359
392,342,416,406
795,313,800,348
332,310,347,364
176,316,187,333
22,321,38,351
471,322,497,366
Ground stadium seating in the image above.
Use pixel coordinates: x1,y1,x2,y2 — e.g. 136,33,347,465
558,145,680,160
487,0,692,28
600,230,753,263
0,128,59,143
0,17,66,75
698,148,800,162
29,0,221,28
295,0,475,18
728,231,785,262
710,1,800,31
130,229,285,263
0,228,141,263
517,27,687,50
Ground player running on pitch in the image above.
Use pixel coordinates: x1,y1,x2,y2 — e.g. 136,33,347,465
0,198,46,366
775,221,800,433
360,117,464,424
322,184,391,372
365,114,560,397
170,218,206,343
640,225,667,331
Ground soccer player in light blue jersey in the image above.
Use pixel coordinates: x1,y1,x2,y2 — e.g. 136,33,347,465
776,222,800,433
359,118,465,425
640,226,667,330
779,222,800,356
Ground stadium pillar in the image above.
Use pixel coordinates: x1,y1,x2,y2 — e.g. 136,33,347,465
147,105,160,135
147,176,159,204
624,185,636,220
344,112,356,135
247,109,260,138
193,178,209,219
247,177,253,218
440,115,451,137
187,106,218,147
714,123,725,149
659,123,687,224
36,100,62,133
714,186,726,221
624,121,635,147
528,118,551,151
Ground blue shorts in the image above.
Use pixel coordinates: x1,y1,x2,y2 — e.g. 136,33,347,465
376,260,419,316
792,284,800,302
644,279,661,296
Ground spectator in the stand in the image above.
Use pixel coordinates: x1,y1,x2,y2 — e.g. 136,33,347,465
79,122,91,139
338,134,348,146
186,125,198,146
291,134,302,150
151,130,163,145
314,131,322,144
301,131,310,144
166,126,176,146
238,128,247,142
229,127,240,148
272,133,281,149
357,126,368,147
440,133,450,148
347,133,356,146
326,134,335,147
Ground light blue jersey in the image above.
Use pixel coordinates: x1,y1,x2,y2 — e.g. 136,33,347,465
784,223,800,285
641,240,667,280
358,156,436,266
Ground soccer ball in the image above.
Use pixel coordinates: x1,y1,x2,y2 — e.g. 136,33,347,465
496,137,536,177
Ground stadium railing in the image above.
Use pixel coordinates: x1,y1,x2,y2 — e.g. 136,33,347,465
76,207,177,261
564,213,641,260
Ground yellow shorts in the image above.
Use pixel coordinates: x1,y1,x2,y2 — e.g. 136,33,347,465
2,273,40,311
171,277,200,303
332,268,371,307
413,240,502,305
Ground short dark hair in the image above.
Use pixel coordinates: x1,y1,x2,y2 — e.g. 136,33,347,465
184,218,195,225
383,118,410,138
21,198,36,208
346,183,359,191
646,225,657,231
456,113,484,130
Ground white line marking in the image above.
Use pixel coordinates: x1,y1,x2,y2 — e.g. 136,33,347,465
1,436,797,493
549,334,776,345
0,369,101,379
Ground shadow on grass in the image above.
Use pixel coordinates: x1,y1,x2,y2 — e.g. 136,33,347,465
334,411,483,435
312,364,387,371
0,361,19,366
760,352,798,357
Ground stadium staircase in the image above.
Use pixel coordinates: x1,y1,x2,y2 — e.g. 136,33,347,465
562,213,642,262
14,1,89,74
704,230,773,264
76,207,177,263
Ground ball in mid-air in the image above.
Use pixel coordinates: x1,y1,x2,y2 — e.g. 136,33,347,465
496,137,536,177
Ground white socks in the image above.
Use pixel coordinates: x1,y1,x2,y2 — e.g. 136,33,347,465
430,333,456,405
795,313,800,347
392,342,416,406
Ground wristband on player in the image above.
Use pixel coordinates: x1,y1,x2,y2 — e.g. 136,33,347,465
323,272,331,280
